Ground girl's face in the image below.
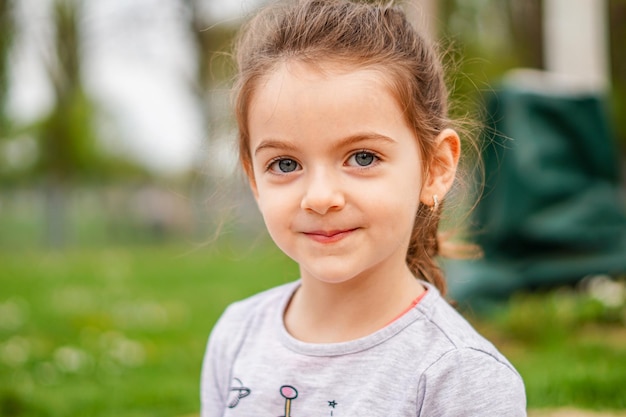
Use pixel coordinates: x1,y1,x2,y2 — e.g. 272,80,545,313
247,61,439,286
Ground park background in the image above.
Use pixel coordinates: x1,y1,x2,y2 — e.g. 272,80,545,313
1,0,625,416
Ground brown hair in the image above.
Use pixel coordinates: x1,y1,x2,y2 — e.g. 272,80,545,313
233,0,467,295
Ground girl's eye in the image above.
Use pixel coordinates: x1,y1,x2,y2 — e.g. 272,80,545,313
269,158,300,173
347,151,377,167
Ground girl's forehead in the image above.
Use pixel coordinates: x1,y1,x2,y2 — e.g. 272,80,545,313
256,59,396,99
249,63,393,122
294,58,386,78
247,59,417,152
246,59,410,143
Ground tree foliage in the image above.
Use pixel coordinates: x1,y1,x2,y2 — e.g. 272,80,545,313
0,0,149,186
38,0,100,183
0,0,13,137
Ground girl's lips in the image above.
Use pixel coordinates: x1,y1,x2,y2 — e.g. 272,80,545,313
303,229,357,244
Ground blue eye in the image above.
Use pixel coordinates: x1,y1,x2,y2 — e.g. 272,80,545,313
269,158,299,173
348,151,377,167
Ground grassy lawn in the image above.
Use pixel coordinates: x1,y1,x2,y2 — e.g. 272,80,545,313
470,288,626,412
1,243,625,416
0,242,297,417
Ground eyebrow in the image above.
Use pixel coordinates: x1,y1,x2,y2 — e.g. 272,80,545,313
254,139,298,156
337,133,397,150
253,132,397,156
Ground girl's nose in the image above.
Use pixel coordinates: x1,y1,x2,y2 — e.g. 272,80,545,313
300,170,345,215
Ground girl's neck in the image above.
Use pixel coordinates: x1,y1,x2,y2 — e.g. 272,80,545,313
283,266,425,344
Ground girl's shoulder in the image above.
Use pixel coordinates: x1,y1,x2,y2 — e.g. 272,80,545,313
203,280,298,367
414,285,526,414
417,282,520,373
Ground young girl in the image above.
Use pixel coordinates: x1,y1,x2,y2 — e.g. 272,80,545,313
201,0,526,415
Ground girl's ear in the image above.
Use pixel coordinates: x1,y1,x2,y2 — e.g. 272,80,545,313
420,128,461,206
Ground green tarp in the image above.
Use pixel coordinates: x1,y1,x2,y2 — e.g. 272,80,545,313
446,82,626,307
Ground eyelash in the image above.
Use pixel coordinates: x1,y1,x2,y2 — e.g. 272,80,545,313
265,156,300,174
346,149,381,168
264,149,382,174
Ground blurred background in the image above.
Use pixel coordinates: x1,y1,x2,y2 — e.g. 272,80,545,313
0,0,625,416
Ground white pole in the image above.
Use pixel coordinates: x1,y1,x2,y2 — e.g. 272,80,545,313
543,0,610,91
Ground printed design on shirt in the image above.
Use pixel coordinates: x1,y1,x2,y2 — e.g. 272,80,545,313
328,400,338,416
227,378,251,408
279,385,298,417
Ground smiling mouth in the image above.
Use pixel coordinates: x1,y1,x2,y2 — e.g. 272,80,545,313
303,229,357,244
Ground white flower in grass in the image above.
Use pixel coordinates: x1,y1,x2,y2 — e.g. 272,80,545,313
100,331,145,368
0,336,30,367
53,345,92,373
587,275,625,308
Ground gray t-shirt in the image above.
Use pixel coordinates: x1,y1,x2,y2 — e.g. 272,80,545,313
201,281,526,416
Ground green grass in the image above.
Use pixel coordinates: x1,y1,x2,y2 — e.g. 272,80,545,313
1,244,625,416
469,288,626,411
0,242,297,417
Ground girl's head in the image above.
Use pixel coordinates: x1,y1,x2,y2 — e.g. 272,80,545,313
233,0,462,294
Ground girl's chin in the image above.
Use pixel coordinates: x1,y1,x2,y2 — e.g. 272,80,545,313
299,267,368,286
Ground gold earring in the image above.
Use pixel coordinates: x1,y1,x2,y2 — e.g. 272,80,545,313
432,195,439,212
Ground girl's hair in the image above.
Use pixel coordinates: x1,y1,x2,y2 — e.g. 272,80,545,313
233,0,466,295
